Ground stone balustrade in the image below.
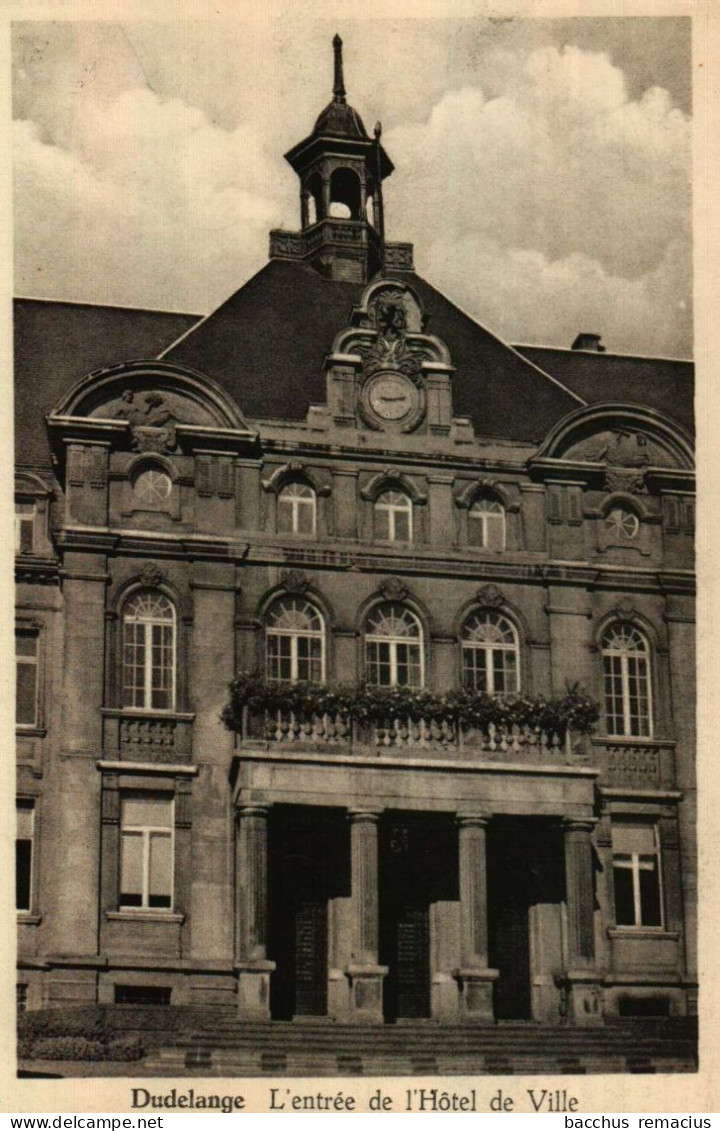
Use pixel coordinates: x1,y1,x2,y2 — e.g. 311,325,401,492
101,708,195,763
244,708,575,763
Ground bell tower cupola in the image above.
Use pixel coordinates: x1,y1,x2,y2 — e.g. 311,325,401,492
269,35,414,282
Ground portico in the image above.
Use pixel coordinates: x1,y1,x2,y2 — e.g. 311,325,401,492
231,748,599,1025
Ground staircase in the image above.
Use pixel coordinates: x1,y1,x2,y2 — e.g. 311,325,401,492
143,1016,698,1077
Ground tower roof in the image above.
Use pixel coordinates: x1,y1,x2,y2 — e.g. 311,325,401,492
312,34,369,140
285,35,392,178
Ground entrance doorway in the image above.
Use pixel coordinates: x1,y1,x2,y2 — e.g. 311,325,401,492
379,813,457,1022
268,806,348,1020
487,819,565,1021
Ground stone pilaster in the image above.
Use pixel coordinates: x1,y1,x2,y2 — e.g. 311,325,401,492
235,804,275,1018
345,809,387,1023
453,815,498,1021
563,818,602,1025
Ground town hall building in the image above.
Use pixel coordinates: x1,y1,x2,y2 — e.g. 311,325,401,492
15,37,697,1072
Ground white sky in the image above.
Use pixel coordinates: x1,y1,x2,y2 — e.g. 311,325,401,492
12,17,692,357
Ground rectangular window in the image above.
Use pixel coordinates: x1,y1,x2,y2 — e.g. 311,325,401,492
16,630,39,728
16,800,34,912
120,794,173,910
612,821,663,928
15,502,35,554
16,984,28,1013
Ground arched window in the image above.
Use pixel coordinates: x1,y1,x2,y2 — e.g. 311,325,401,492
278,482,316,536
266,598,325,684
601,623,652,737
365,602,423,688
133,467,172,508
468,498,505,550
461,611,519,695
375,489,412,543
122,591,176,711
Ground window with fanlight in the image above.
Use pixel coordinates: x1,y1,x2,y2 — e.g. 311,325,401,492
266,597,325,683
461,611,519,695
365,602,424,688
468,497,506,550
277,482,317,536
122,591,176,711
374,489,412,543
602,623,653,737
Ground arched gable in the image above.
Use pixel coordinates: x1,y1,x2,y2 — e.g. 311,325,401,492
535,402,694,471
51,359,254,434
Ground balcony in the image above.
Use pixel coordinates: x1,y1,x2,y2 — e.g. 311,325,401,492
240,707,576,766
101,709,195,764
591,736,676,790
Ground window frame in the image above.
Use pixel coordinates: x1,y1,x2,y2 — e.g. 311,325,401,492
601,622,654,739
364,602,425,689
15,627,41,731
277,481,317,537
265,597,326,684
612,821,665,930
15,499,37,555
467,497,506,551
16,799,35,914
374,489,413,544
121,590,177,713
119,794,175,912
461,610,520,695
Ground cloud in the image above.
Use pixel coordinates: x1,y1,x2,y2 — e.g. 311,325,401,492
14,88,288,312
385,44,691,355
13,42,691,356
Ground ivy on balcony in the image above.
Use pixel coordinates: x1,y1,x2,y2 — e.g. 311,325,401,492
221,673,599,739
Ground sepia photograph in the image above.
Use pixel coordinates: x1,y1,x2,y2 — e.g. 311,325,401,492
11,11,697,1086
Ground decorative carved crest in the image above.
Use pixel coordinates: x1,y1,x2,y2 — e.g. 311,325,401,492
476,583,505,607
380,576,408,601
139,563,166,588
605,467,646,495
282,569,310,594
613,597,637,620
113,390,179,453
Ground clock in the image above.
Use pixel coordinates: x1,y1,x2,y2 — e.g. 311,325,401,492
366,372,417,422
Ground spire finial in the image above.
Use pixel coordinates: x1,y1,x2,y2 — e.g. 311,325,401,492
332,34,346,103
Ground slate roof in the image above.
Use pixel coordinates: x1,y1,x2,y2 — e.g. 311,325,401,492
14,299,200,468
14,264,695,471
514,344,694,435
164,258,586,441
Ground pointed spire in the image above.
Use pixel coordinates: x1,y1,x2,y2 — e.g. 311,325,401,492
332,34,346,104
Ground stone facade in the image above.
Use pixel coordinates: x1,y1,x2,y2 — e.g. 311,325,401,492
15,39,695,1030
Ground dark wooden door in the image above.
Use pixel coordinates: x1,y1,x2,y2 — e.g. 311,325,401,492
491,902,532,1020
293,898,328,1016
394,903,431,1019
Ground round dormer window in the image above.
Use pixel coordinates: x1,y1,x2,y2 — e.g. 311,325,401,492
134,468,172,506
604,506,639,539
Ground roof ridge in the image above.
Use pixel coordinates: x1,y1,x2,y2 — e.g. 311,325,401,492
14,294,203,318
410,274,587,408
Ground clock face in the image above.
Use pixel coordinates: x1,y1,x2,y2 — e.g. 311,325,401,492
367,374,416,421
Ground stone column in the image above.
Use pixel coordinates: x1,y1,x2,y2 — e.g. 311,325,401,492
563,818,602,1025
345,810,387,1023
453,815,498,1021
235,804,275,1018
300,190,310,229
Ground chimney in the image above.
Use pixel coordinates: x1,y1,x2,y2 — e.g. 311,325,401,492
571,332,606,352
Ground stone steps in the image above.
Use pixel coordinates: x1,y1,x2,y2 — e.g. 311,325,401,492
142,1018,697,1077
